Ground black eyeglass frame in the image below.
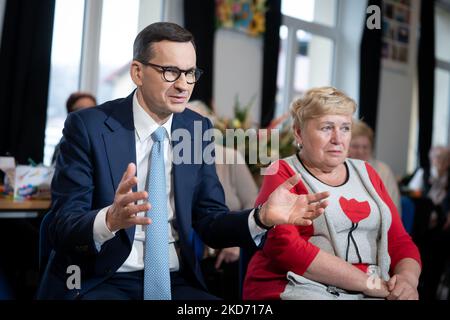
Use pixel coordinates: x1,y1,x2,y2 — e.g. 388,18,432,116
140,61,203,84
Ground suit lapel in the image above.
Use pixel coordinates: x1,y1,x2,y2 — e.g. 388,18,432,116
102,93,136,243
171,112,197,242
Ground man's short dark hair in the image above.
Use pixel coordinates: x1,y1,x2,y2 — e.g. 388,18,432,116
133,22,196,63
66,92,97,113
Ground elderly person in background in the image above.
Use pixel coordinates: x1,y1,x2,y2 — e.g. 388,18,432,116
420,145,450,300
426,146,450,220
348,119,401,216
243,87,421,300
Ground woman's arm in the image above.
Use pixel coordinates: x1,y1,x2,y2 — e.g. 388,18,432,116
387,258,421,300
303,250,390,298
256,161,322,274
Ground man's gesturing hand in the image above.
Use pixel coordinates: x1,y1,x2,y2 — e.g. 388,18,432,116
258,174,329,228
106,163,152,232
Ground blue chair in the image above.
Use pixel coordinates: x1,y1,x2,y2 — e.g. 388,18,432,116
189,230,205,261
401,195,415,234
0,268,14,300
39,211,55,273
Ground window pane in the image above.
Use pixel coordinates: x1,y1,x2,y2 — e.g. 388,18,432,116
433,68,450,146
275,26,288,118
97,0,139,103
436,6,450,63
275,27,334,118
44,0,85,166
292,30,334,99
282,0,337,27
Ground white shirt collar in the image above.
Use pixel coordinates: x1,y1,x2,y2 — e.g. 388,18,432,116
132,91,173,142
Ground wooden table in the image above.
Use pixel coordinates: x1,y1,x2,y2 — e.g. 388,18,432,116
0,198,51,218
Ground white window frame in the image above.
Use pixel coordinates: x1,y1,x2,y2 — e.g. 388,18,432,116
278,1,340,116
79,0,103,94
76,0,164,95
434,0,450,145
435,59,450,144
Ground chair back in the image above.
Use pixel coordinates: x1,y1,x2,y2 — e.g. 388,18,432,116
39,211,55,272
401,195,415,234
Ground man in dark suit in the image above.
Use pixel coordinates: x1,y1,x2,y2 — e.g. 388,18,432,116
37,22,329,300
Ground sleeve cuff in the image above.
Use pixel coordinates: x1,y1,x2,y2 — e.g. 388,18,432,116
93,206,116,250
248,208,267,246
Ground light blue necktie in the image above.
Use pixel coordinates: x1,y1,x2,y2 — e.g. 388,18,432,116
144,126,171,300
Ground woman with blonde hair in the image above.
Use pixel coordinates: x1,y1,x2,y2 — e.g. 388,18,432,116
243,87,421,300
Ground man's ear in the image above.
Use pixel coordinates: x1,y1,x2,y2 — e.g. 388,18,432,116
130,61,143,86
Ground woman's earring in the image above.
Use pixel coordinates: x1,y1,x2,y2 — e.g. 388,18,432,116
297,143,303,150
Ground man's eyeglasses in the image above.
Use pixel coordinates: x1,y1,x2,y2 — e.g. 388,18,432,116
140,61,203,84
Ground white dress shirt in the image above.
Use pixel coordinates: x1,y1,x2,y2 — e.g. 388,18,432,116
93,92,265,273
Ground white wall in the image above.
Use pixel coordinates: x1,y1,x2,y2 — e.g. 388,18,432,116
377,71,416,175
213,29,262,124
166,1,262,124
375,0,420,176
163,0,183,26
334,0,367,103
138,0,163,32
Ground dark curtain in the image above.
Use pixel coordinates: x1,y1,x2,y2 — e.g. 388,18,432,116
260,0,281,128
358,0,382,132
184,0,215,108
0,0,56,164
417,0,435,170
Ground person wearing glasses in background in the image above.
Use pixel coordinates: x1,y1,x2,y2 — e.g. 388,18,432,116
37,22,329,300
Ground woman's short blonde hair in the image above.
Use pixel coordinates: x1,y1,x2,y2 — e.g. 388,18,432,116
290,86,357,129
351,119,375,148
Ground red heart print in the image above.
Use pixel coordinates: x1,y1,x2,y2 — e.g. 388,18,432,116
339,196,370,223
